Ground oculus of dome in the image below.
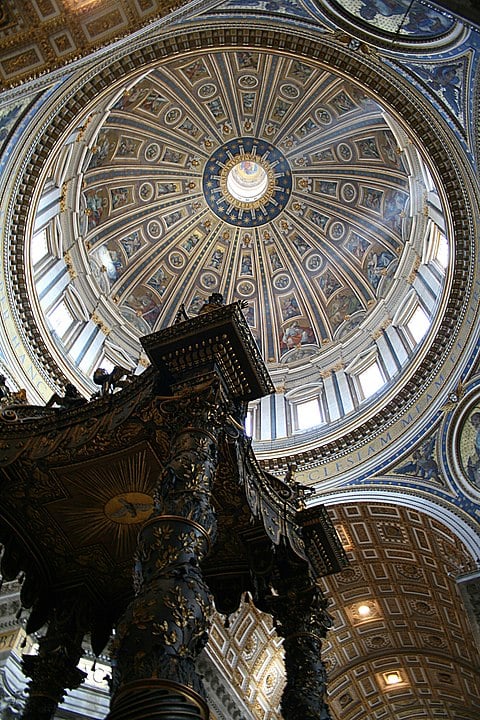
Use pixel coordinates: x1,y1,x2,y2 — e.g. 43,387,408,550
226,159,269,203
203,138,292,227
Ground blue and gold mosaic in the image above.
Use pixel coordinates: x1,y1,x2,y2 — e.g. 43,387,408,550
202,137,292,227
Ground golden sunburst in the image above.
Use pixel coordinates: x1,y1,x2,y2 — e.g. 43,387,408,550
48,444,159,560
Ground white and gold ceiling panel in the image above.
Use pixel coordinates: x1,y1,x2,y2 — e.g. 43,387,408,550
320,503,480,719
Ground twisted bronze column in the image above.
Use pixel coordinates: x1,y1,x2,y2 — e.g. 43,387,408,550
21,608,86,720
268,549,333,720
107,383,223,720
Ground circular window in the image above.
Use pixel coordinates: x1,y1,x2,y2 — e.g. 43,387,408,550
226,160,269,202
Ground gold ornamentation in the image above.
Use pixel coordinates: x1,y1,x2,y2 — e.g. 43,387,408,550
104,492,153,525
90,311,110,335
63,252,76,279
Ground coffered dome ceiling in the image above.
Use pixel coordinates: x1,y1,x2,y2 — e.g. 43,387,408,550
74,52,414,359
24,44,453,471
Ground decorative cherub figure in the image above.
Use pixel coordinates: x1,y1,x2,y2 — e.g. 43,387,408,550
92,366,133,397
46,383,86,409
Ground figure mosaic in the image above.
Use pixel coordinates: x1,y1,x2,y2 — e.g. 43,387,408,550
318,181,337,196
319,270,341,299
162,148,184,164
366,249,395,290
157,182,178,195
394,436,440,483
380,131,404,169
121,232,141,258
383,189,408,232
291,234,310,255
207,98,225,119
357,137,380,158
290,60,313,82
182,233,201,252
125,289,161,329
237,51,258,70
95,243,124,283
88,131,112,169
412,62,463,115
297,118,317,138
139,90,166,115
181,59,209,82
345,232,370,260
117,137,139,157
330,91,355,115
461,409,480,488
272,100,291,122
308,210,329,230
353,0,453,36
111,187,130,210
85,189,107,230
243,303,255,326
113,85,149,111
281,295,301,321
242,93,255,113
362,187,383,212
0,102,24,145
179,118,200,139
164,211,182,228
147,267,170,295
281,322,316,352
312,148,334,162
328,292,362,332
241,254,253,275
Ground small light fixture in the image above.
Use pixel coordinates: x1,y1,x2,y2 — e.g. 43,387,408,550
357,603,372,617
383,671,402,686
350,600,379,624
